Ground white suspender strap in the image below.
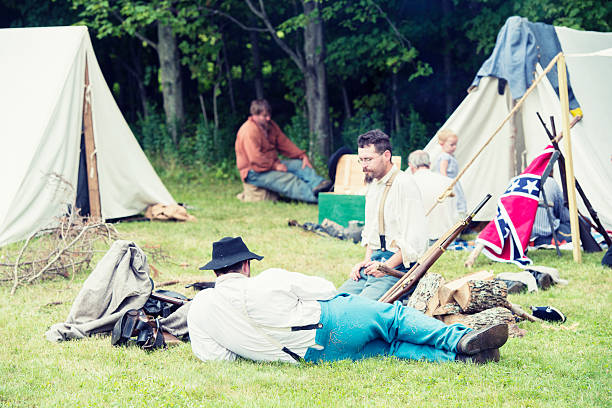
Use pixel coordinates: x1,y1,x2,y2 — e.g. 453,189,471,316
378,170,399,251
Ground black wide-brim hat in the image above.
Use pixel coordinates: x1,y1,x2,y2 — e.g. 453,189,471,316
199,236,263,270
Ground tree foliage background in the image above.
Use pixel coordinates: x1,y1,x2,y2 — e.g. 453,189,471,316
1,0,610,174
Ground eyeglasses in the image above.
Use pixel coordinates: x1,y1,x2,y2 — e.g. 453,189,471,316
357,153,383,164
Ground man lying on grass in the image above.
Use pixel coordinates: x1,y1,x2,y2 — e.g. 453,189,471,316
187,237,508,364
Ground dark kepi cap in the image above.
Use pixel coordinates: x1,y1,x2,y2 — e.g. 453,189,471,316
199,237,263,270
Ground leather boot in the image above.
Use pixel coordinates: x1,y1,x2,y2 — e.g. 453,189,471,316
456,348,500,364
456,323,508,355
312,180,333,196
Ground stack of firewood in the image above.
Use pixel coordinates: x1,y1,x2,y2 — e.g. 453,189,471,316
405,271,527,337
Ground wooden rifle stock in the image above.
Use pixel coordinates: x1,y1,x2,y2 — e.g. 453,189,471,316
378,194,492,303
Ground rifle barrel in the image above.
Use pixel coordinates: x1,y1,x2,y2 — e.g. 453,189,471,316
150,292,189,306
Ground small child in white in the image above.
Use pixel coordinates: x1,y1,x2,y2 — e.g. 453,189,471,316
432,129,466,215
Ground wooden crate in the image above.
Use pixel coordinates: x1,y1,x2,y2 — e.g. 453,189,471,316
332,155,401,194
318,155,401,227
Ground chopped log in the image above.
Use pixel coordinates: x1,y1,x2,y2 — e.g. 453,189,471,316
440,307,524,337
433,280,508,315
433,302,463,316
441,306,513,327
438,270,493,305
458,280,508,313
405,273,444,315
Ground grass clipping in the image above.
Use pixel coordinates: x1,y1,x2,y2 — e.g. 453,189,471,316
0,212,118,294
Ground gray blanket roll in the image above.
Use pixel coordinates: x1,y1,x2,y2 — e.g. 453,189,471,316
46,240,152,342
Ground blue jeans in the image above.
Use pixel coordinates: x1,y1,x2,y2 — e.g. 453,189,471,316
337,250,411,301
245,159,324,203
304,294,470,362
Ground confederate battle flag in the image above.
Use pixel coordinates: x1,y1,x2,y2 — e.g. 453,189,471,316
476,144,556,266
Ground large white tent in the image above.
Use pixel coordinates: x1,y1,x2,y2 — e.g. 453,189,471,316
0,26,175,246
425,18,612,230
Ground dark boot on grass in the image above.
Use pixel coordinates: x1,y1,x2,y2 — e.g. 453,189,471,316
312,180,333,197
456,323,508,355
455,348,500,364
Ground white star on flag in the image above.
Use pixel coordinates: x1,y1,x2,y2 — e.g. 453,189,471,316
524,180,538,195
509,179,521,191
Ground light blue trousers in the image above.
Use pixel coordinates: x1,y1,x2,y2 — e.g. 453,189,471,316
304,294,470,363
245,159,324,203
337,250,410,301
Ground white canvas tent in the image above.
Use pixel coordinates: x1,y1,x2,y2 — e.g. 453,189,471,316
0,26,175,246
425,20,612,230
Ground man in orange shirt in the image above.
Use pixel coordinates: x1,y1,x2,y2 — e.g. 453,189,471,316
235,99,331,203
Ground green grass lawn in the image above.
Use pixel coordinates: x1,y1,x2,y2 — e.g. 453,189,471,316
1,172,610,407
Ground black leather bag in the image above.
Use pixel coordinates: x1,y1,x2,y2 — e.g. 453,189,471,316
143,289,190,318
111,309,166,350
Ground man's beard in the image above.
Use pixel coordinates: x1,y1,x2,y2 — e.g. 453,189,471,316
364,174,373,184
255,120,269,132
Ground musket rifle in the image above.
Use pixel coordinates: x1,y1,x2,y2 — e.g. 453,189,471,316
378,194,491,303
150,292,190,306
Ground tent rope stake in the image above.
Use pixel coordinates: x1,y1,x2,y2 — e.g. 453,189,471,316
426,52,563,217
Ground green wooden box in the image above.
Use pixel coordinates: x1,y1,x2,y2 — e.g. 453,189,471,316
318,192,365,227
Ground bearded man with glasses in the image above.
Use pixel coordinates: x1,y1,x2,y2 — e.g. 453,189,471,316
337,129,428,300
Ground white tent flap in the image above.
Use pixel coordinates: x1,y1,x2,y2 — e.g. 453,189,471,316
0,26,175,246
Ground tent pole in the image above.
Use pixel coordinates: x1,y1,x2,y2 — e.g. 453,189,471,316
82,57,102,220
557,54,581,263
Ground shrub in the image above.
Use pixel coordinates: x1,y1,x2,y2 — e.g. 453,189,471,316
338,109,385,152
390,107,431,168
133,104,175,158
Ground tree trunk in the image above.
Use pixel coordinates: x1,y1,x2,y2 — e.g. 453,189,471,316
136,79,149,119
198,94,209,127
341,84,351,119
213,80,220,145
157,22,184,146
119,55,149,119
221,32,236,115
441,0,453,116
249,30,265,99
131,53,149,119
391,72,401,133
303,0,331,158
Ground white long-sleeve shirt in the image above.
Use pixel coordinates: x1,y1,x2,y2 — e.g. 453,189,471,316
361,166,428,266
187,268,337,363
412,169,458,240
